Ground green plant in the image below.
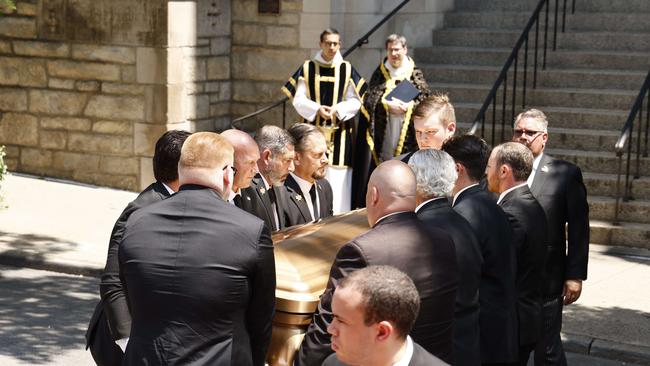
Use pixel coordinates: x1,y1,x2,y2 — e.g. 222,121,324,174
0,0,16,15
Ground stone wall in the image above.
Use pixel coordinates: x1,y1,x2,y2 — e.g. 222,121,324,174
0,0,232,191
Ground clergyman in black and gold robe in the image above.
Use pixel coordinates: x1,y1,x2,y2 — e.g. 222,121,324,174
281,29,366,213
351,34,430,208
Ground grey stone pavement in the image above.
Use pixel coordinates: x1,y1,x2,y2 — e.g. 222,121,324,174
0,173,649,365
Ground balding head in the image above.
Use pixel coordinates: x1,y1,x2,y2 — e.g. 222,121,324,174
221,129,260,191
366,160,417,227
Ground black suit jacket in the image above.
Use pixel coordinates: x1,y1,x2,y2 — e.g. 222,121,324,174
283,174,333,227
498,184,548,346
416,198,482,366
530,154,589,297
452,184,518,363
297,212,458,365
86,182,171,366
119,185,276,366
88,181,171,349
322,340,449,366
238,174,286,231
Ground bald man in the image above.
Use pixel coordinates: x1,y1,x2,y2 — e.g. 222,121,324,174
222,128,284,231
297,160,458,365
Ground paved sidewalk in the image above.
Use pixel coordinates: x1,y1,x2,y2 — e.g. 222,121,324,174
0,173,648,364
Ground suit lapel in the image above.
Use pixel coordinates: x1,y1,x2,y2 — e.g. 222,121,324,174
530,154,552,197
252,176,277,230
316,180,328,219
285,175,313,222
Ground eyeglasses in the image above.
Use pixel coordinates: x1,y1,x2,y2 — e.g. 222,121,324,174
513,129,544,138
322,41,340,47
223,165,237,176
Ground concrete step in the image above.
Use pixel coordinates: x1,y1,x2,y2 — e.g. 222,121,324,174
454,0,650,13
457,123,623,153
590,220,650,249
444,12,650,33
547,148,650,176
430,82,637,111
414,47,650,71
453,103,628,131
419,64,646,90
432,29,650,52
590,196,650,225
583,173,650,199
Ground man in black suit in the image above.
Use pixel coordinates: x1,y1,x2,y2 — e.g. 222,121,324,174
323,266,448,366
248,125,296,231
442,135,519,365
284,123,334,227
86,130,191,366
118,132,275,365
409,149,482,366
512,109,589,365
297,160,457,365
486,142,548,365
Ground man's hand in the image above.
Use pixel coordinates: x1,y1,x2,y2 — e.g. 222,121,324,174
318,106,333,120
563,279,583,305
386,98,408,114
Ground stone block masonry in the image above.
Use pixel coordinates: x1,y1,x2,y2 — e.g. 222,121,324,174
0,0,233,191
0,0,166,191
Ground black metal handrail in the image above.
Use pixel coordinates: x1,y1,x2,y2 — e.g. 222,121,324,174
231,0,411,130
613,70,650,224
468,0,575,144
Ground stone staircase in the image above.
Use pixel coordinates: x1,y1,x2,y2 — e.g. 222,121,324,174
413,0,650,248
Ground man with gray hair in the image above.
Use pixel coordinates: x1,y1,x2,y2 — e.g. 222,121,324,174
353,34,430,209
234,125,296,231
297,160,457,365
512,109,589,366
409,149,482,366
323,266,447,366
486,142,548,365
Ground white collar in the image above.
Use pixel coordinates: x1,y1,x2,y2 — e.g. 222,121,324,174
415,197,447,213
497,182,528,205
384,56,413,79
452,183,479,207
290,172,314,197
314,50,343,66
532,153,543,171
161,182,175,195
227,188,241,203
392,336,414,366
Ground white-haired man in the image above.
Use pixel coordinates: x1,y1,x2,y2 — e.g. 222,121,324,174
409,149,482,366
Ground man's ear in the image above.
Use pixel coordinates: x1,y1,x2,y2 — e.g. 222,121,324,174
375,321,394,342
499,164,510,179
455,162,463,174
369,185,379,207
261,149,272,165
447,121,456,135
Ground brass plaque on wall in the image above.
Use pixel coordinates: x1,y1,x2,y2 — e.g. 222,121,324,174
38,0,167,46
258,0,280,14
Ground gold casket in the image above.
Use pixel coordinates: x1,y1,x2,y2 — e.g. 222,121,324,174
266,209,369,366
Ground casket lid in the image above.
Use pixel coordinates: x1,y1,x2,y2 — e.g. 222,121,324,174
272,209,368,314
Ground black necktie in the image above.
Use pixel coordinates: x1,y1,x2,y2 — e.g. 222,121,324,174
267,186,276,205
233,194,242,208
309,184,320,221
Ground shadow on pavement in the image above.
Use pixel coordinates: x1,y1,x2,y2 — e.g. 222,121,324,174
0,267,99,364
564,303,650,348
600,246,650,266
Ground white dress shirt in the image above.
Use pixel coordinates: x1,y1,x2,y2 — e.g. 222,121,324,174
290,172,320,222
